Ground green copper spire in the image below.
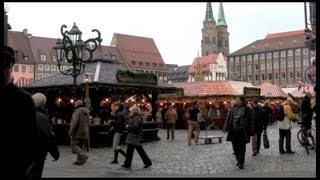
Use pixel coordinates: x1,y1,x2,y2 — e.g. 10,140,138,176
204,2,215,23
217,2,227,26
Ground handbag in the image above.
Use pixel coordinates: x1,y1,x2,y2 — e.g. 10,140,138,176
263,131,270,149
125,133,141,146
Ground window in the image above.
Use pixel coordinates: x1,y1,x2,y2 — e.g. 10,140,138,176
53,55,56,61
295,49,301,56
303,48,309,55
229,57,234,63
145,62,150,67
260,63,265,70
235,56,239,63
204,36,210,44
51,65,56,71
255,75,259,81
267,63,272,70
260,53,265,59
38,64,43,70
254,54,258,60
247,55,252,61
138,61,143,66
45,64,50,71
303,59,309,66
242,75,246,81
261,74,265,80
248,75,252,81
267,52,272,59
236,65,240,71
268,73,272,80
289,72,294,79
40,54,46,61
281,51,286,57
218,39,222,47
247,64,252,71
295,60,301,67
296,72,301,78
254,64,259,70
152,63,157,67
241,65,245,71
45,74,50,78
281,72,286,78
280,61,286,68
29,66,33,73
131,61,136,65
273,62,279,69
241,56,246,61
38,74,43,79
288,61,293,68
212,36,216,44
273,51,279,58
288,50,293,56
22,66,26,73
24,56,28,61
14,65,19,72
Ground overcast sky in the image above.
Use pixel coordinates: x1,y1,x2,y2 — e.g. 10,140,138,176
5,2,306,66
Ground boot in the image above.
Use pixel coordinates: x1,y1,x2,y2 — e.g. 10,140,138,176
118,149,127,158
111,150,119,164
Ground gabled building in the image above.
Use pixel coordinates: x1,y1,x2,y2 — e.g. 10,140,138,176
188,53,227,82
111,33,168,82
228,30,312,88
167,64,190,84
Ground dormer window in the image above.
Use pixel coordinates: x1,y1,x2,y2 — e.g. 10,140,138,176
139,61,143,66
159,63,164,68
41,54,46,61
152,62,157,67
24,56,28,61
145,62,150,67
131,61,136,65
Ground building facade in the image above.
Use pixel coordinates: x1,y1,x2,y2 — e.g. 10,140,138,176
228,30,312,88
8,30,168,86
167,64,190,84
188,53,227,82
201,2,229,56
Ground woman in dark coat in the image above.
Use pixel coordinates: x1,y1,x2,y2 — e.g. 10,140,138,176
107,102,126,164
32,93,60,178
122,106,152,168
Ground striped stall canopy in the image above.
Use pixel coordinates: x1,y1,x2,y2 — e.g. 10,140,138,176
259,82,288,97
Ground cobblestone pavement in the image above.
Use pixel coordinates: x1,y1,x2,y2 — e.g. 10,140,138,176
43,123,316,177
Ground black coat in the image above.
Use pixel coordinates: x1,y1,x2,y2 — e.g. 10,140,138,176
300,95,313,129
35,107,60,160
252,106,268,134
111,110,125,133
1,82,41,179
223,105,254,144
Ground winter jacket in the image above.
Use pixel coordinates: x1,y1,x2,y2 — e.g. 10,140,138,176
300,95,313,129
110,110,125,133
35,107,60,160
69,106,90,140
252,105,268,134
165,109,178,124
276,101,295,130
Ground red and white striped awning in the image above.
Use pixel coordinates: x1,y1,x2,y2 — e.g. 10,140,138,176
259,82,288,97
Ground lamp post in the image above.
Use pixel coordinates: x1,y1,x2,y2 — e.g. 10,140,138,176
53,22,101,99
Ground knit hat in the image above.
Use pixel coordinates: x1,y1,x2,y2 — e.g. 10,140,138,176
74,100,83,108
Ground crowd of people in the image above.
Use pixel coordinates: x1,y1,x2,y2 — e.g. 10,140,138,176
2,44,316,178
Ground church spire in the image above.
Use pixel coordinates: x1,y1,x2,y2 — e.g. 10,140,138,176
204,2,215,23
217,2,227,26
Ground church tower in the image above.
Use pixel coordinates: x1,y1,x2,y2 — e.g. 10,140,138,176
216,2,229,55
201,2,218,56
201,2,229,56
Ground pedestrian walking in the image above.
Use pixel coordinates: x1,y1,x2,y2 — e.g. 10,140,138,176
165,105,178,140
223,96,254,169
251,98,268,156
69,100,90,165
107,102,127,164
31,93,60,178
187,102,202,145
2,45,41,179
122,106,152,168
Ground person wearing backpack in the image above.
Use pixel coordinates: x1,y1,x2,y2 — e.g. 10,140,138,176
276,99,296,154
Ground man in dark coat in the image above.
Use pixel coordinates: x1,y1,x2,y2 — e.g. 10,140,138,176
1,45,41,179
300,92,315,147
251,98,268,156
32,93,60,178
223,96,254,169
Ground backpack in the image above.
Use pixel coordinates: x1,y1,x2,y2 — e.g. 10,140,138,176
274,105,285,121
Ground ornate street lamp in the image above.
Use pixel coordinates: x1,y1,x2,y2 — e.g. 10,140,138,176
53,22,101,99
